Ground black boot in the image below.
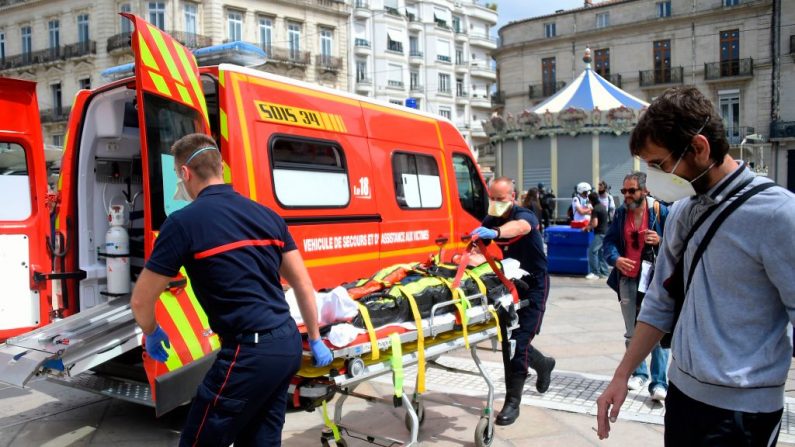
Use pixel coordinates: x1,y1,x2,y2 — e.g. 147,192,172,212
529,349,556,394
496,373,527,426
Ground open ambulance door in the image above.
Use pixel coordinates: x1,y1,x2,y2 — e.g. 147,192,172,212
123,14,220,415
0,78,54,342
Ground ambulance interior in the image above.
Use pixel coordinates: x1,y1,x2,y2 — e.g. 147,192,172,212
75,77,218,311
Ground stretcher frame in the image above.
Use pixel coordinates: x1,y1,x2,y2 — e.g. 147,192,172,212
292,292,526,447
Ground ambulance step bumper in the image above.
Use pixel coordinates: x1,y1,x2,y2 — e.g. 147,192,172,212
49,372,154,407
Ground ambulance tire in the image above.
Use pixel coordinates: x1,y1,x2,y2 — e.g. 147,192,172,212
474,416,494,447
403,400,426,431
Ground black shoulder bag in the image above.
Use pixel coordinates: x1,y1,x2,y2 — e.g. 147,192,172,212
660,179,776,348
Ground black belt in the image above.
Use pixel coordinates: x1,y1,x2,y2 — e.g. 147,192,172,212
224,327,279,344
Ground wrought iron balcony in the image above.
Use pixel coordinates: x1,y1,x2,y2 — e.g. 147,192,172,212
606,73,622,88
528,81,565,99
639,66,683,87
63,41,96,58
704,58,753,80
316,55,342,71
268,46,311,65
409,50,423,58
0,41,95,70
354,0,367,7
770,120,795,140
170,31,212,49
387,80,404,88
437,55,451,63
107,32,132,53
355,38,371,48
385,6,401,16
491,91,505,106
387,41,403,53
435,20,451,30
40,106,72,123
725,126,755,146
410,83,423,92
456,90,468,97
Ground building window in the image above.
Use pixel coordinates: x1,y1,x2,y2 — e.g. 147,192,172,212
719,92,741,144
542,57,556,96
319,28,333,58
79,77,91,90
410,70,420,89
456,78,465,96
356,59,367,81
392,152,442,209
388,63,403,88
121,4,132,33
720,29,740,76
653,39,671,83
21,26,31,60
148,2,165,30
259,17,272,54
270,136,350,208
438,73,450,93
52,134,64,146
51,83,62,113
387,29,403,53
436,38,450,62
724,0,739,6
452,16,462,33
455,47,464,65
0,32,5,62
77,14,90,43
438,107,451,120
184,4,198,37
656,1,671,18
594,48,610,77
48,20,60,51
288,22,302,60
596,12,609,29
389,99,403,105
228,11,243,42
409,35,419,56
544,22,556,38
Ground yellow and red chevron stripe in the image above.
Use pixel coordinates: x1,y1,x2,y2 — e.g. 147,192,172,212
122,13,209,131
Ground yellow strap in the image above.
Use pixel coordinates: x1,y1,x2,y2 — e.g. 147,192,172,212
390,333,404,399
357,304,379,360
453,289,470,349
466,270,488,297
488,305,502,343
396,285,425,394
321,400,342,441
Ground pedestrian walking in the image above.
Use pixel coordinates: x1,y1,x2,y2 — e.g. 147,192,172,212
131,133,332,446
584,192,609,280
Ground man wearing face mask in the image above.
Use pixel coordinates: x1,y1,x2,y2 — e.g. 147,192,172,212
131,133,332,446
596,87,795,445
471,177,555,426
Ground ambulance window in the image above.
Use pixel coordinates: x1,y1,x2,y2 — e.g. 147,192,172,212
452,153,487,220
0,142,32,220
392,152,442,209
269,136,349,208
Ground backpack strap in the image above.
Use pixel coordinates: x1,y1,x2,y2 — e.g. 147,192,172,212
684,181,778,291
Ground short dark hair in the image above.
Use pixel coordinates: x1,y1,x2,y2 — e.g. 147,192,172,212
588,191,600,206
171,133,222,180
624,171,647,190
630,86,728,165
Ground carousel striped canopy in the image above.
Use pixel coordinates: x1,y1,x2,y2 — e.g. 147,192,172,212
531,65,648,114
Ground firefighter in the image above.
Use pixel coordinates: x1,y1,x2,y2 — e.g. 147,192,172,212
130,133,332,446
471,176,556,426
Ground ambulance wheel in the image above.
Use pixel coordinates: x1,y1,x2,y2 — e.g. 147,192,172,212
403,400,425,431
474,416,494,447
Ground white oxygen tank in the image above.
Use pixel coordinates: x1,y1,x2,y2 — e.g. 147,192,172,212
105,204,130,295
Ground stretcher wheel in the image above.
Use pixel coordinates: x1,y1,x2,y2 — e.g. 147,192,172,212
320,435,348,447
474,416,494,447
403,400,425,431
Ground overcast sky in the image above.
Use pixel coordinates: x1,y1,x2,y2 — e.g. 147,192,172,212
494,0,586,33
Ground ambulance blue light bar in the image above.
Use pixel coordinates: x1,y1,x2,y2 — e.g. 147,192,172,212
192,41,267,67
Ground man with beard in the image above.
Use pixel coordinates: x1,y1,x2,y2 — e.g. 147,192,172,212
471,177,556,426
596,87,795,445
603,172,669,400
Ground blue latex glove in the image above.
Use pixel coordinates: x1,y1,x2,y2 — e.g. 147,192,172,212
471,226,498,240
310,338,333,367
145,325,170,363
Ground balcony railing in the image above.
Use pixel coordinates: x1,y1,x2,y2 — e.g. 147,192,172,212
107,32,132,52
528,81,565,99
410,84,423,91
455,59,468,66
456,90,468,97
454,27,466,35
435,20,450,30
356,76,372,84
385,6,401,16
170,31,212,49
725,126,755,146
387,80,404,88
704,58,753,80
387,41,403,53
437,55,451,63
40,106,71,123
268,46,311,65
770,120,795,140
354,38,370,48
316,55,342,71
409,50,423,58
606,73,622,88
639,66,683,87
0,41,95,70
354,0,367,7
491,91,505,106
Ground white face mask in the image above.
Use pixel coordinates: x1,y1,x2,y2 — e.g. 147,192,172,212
646,153,714,203
488,200,512,217
173,177,192,202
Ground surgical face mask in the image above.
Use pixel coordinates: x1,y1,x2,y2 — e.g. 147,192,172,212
173,177,192,202
646,152,714,203
488,199,512,217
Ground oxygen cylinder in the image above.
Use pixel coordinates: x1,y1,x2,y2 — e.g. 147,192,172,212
105,204,130,295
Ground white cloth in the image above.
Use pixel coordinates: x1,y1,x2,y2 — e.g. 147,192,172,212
286,286,359,326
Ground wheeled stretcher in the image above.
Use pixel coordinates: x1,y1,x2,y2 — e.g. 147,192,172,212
288,243,527,447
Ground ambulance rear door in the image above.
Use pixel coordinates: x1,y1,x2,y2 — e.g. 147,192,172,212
0,78,54,341
124,14,220,415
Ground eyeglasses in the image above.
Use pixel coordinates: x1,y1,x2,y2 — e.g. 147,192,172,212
631,231,640,249
620,188,640,195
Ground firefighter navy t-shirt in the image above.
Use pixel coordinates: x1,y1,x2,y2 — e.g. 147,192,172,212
481,205,547,275
145,184,297,336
